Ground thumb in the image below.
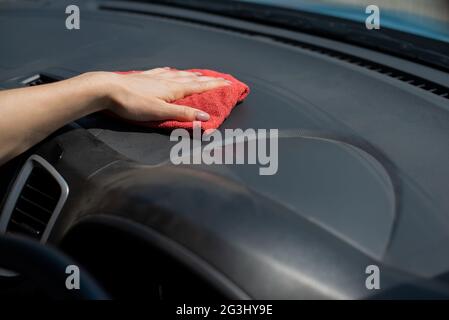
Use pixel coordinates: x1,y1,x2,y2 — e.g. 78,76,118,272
157,101,210,122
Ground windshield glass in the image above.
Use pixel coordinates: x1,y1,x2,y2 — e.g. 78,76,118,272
238,0,449,43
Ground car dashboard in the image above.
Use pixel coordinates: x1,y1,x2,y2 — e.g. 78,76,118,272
1,0,449,299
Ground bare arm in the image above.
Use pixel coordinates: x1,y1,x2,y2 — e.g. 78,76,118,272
0,68,229,165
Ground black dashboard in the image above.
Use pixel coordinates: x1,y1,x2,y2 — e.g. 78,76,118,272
1,0,449,299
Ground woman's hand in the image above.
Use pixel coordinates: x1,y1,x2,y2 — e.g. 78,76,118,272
102,67,231,122
0,67,229,165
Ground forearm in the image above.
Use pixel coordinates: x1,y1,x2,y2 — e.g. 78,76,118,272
0,72,111,165
0,68,227,166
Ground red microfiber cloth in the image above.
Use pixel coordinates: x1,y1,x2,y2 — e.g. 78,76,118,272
115,69,250,130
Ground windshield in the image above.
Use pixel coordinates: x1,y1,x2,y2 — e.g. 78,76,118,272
146,0,449,70
238,0,449,43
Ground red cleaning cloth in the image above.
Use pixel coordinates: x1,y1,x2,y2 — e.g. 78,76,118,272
115,69,250,131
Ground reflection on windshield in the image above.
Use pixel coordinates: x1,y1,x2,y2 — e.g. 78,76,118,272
238,0,449,42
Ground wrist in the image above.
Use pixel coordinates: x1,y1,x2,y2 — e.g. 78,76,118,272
79,71,119,112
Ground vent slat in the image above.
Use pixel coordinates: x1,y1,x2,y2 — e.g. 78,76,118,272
10,208,46,238
19,195,53,215
24,183,57,202
14,193,52,223
8,219,41,238
14,207,47,227
21,186,58,212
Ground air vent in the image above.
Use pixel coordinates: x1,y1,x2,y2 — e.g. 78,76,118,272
0,155,69,242
21,74,61,86
277,39,449,100
99,4,449,100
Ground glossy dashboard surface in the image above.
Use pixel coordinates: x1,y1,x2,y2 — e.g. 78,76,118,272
1,0,449,299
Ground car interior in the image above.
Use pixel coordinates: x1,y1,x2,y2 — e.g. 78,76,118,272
1,0,449,300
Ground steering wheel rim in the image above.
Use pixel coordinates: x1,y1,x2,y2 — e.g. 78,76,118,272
0,234,109,300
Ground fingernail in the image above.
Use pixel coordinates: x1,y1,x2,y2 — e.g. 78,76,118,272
196,111,210,121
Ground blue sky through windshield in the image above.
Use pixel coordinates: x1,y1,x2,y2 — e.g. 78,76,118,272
237,0,449,43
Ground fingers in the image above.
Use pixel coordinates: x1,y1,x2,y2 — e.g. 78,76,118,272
156,101,210,122
141,69,232,91
180,79,230,96
142,68,199,78
158,70,201,79
146,69,231,98
170,76,218,83
117,68,232,123
142,67,171,75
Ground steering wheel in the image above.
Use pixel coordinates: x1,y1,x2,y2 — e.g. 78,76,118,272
0,235,109,300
